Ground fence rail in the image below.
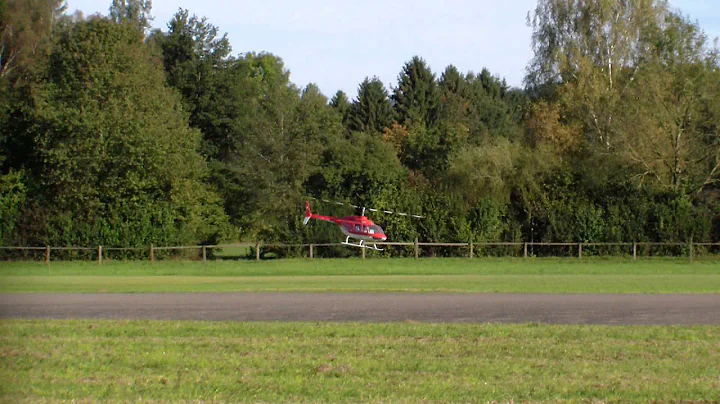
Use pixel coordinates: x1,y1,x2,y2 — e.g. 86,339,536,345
2,241,720,264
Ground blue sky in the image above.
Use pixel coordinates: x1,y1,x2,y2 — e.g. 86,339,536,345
65,0,720,100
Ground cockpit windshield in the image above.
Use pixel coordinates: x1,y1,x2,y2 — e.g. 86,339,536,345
368,225,384,235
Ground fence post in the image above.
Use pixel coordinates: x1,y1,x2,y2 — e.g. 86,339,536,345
633,242,637,261
469,241,474,259
98,245,102,266
255,242,261,261
362,246,366,260
309,244,313,259
150,244,155,264
689,239,693,263
202,246,207,263
414,238,419,260
524,243,528,259
578,243,582,260
45,246,50,265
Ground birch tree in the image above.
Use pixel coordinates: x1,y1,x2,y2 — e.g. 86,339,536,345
618,13,720,193
527,0,668,148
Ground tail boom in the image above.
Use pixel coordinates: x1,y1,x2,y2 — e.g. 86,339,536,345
303,201,339,225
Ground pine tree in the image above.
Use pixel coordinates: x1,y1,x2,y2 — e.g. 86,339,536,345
329,90,351,129
392,56,438,126
347,76,395,134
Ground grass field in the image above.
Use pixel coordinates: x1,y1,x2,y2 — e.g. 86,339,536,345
4,274,720,293
2,258,720,402
2,320,719,402
4,257,720,276
2,258,720,293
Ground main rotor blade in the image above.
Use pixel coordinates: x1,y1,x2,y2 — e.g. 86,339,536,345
306,197,424,219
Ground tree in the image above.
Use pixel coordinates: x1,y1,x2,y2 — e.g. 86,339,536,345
308,131,407,205
526,0,669,148
347,76,396,134
524,100,582,155
0,0,66,82
447,140,519,211
401,123,450,177
617,14,720,193
0,170,26,246
208,52,305,236
392,56,438,126
153,8,233,160
329,90,351,129
382,123,409,154
294,83,345,183
109,0,152,31
1,0,65,182
524,0,719,244
10,18,227,246
436,65,470,134
465,69,522,143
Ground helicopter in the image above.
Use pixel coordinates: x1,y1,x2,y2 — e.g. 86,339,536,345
303,200,422,251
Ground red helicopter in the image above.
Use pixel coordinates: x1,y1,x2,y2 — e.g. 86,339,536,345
303,200,422,250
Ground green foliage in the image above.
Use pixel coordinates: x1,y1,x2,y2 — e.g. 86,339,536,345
616,15,720,193
392,56,438,126
521,172,711,245
216,53,303,235
401,123,452,177
464,69,523,143
153,8,233,160
447,139,520,205
109,0,153,31
5,17,227,248
0,0,66,82
347,76,396,134
308,131,406,201
1,1,718,253
468,196,508,242
644,192,711,242
0,171,26,245
329,90,351,128
521,0,720,246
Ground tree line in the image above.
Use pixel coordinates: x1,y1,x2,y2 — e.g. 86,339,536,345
1,0,719,257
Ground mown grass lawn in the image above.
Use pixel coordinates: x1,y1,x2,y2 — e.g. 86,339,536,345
3,257,719,277
1,258,719,293
2,274,720,293
1,320,719,402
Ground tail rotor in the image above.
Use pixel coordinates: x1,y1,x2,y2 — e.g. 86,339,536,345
303,202,312,225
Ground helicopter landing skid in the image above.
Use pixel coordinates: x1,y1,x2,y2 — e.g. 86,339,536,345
342,238,383,251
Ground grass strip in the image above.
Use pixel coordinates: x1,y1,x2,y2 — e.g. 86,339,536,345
1,320,719,402
2,274,720,293
2,257,720,277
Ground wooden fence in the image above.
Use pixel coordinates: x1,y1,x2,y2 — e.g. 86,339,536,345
2,241,720,264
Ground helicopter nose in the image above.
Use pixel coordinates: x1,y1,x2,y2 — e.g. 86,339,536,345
374,233,387,241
